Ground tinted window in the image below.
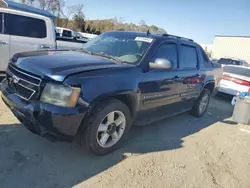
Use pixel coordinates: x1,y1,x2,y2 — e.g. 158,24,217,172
62,30,72,37
0,13,2,33
200,47,209,63
152,43,178,68
180,45,198,68
5,13,46,38
223,66,250,77
200,46,213,68
217,58,240,65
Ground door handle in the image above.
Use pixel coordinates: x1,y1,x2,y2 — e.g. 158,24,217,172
40,45,51,49
0,41,8,45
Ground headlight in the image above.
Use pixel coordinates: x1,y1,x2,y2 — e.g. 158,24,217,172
40,83,81,108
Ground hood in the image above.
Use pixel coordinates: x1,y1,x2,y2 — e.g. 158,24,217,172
11,50,128,82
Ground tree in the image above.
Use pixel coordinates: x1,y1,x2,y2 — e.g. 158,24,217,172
18,0,167,34
149,25,158,32
156,28,167,34
37,0,46,10
138,20,147,32
72,4,85,31
91,27,96,34
85,24,91,33
60,5,75,27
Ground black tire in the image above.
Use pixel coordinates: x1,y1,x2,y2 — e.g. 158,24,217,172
80,98,132,156
191,88,211,117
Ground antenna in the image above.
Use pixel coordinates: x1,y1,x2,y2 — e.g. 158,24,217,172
146,30,150,35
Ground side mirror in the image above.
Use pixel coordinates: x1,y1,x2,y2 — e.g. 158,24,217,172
149,58,173,70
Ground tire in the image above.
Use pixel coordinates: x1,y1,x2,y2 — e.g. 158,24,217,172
191,88,211,117
81,98,132,156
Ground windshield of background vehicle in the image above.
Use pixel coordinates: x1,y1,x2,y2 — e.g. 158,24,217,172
82,32,152,64
217,58,241,65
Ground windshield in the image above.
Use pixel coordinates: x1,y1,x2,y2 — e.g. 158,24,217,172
82,32,152,64
217,58,241,65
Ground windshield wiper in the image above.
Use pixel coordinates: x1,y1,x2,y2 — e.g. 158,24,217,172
73,50,122,64
91,52,122,64
73,48,92,55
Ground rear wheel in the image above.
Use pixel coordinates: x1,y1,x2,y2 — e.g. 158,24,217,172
81,98,132,155
191,88,211,117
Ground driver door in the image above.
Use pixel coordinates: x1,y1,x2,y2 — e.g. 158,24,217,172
136,42,183,124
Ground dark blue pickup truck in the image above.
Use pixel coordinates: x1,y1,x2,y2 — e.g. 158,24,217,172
1,31,222,155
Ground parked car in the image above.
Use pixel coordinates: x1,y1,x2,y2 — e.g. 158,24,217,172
78,32,98,39
211,59,218,64
218,65,250,95
56,27,75,40
1,31,222,155
75,32,90,43
217,58,248,67
0,0,86,77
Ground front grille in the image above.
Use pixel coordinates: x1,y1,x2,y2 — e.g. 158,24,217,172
6,64,42,100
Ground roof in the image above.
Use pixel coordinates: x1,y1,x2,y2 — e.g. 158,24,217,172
2,0,55,19
108,31,195,42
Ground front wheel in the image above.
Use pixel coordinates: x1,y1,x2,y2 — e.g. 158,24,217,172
191,89,211,117
82,99,132,155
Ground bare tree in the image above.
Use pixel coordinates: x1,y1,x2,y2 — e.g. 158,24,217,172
138,20,146,26
61,5,75,27
36,0,46,10
72,4,85,31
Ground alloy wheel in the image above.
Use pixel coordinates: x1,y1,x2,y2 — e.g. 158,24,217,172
96,111,126,148
199,93,209,114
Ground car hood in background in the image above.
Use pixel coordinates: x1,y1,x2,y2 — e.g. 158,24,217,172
10,50,129,82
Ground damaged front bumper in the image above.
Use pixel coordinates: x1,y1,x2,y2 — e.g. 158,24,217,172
1,79,89,142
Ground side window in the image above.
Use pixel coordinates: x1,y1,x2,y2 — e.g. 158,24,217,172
180,45,198,69
152,43,178,68
200,46,212,68
5,13,47,38
0,13,2,33
62,30,72,38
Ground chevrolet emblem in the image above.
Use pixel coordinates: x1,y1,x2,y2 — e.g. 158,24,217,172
12,75,20,84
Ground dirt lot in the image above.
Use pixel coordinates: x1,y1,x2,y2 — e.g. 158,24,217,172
0,95,250,188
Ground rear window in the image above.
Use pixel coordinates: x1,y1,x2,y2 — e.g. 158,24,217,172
199,46,212,68
180,45,198,69
223,66,250,77
62,30,72,37
218,58,240,65
5,13,47,38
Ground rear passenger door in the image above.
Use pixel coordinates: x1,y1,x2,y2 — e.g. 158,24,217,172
5,13,53,58
0,12,10,74
177,43,203,107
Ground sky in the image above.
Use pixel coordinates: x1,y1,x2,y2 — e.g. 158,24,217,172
68,0,250,44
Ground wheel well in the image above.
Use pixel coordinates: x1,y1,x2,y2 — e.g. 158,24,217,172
204,82,215,93
113,94,136,118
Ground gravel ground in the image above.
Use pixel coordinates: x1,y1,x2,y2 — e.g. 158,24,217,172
0,95,250,188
